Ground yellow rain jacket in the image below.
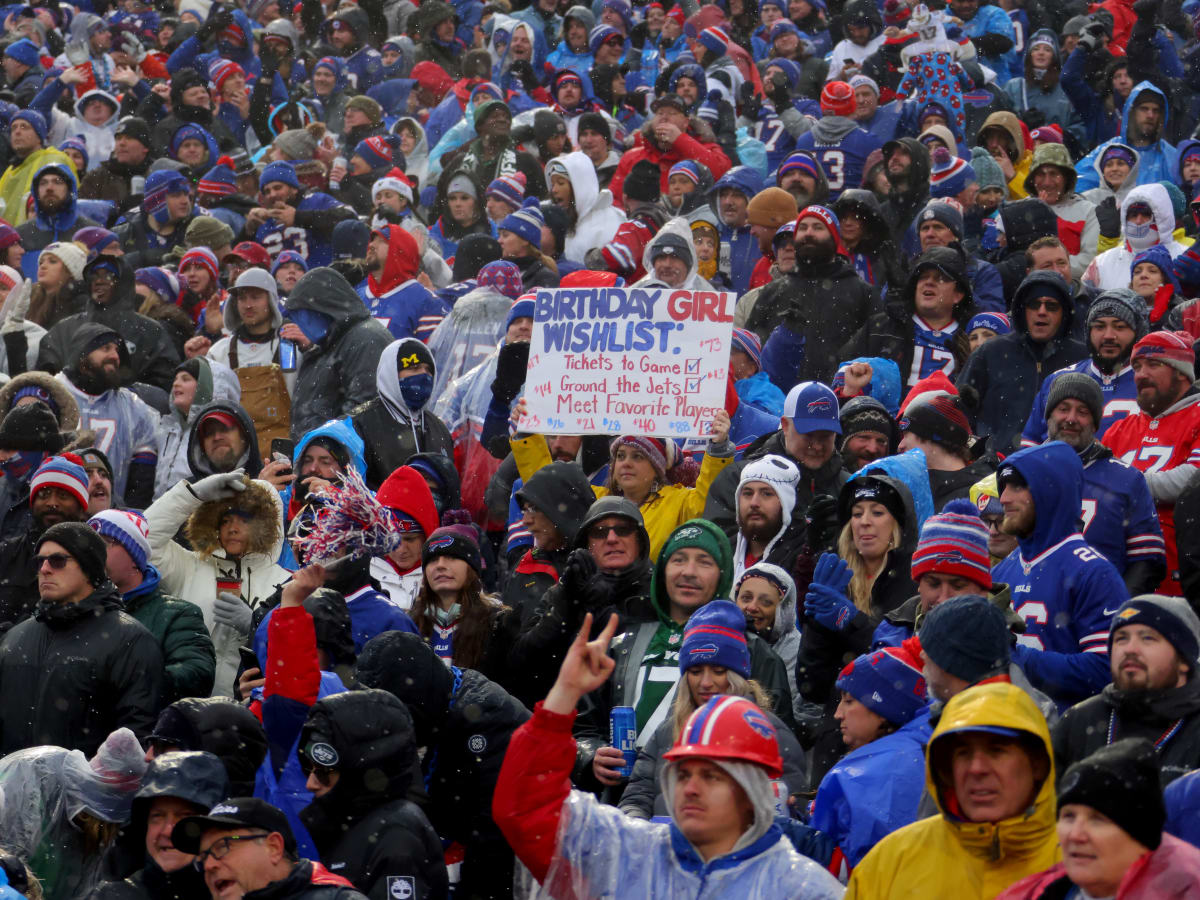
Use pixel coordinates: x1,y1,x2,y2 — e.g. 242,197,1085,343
511,434,731,562
0,147,74,226
846,683,1060,899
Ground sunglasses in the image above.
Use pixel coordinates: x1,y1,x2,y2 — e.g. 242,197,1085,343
1024,298,1061,313
34,552,73,570
588,523,636,541
299,756,338,785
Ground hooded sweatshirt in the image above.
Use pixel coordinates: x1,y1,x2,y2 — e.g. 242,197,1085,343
184,400,264,480
1080,140,1140,207
794,115,884,204
208,272,298,397
154,358,242,500
994,442,1130,707
845,683,1059,899
631,216,718,291
357,226,449,341
555,151,626,265
1083,182,1190,291
15,162,100,276
1075,82,1180,192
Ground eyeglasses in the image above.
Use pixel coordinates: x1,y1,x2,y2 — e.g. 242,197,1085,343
34,553,73,570
587,522,636,541
1024,298,1061,313
981,516,1005,532
192,834,270,870
299,758,338,785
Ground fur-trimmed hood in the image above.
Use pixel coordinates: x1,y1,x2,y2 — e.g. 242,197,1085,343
184,477,285,561
0,371,81,432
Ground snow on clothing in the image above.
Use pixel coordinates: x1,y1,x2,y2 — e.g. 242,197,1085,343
254,189,356,269
154,357,242,500
1001,77,1085,149
0,146,75,228
630,216,718,292
370,556,423,611
739,561,803,720
845,683,1060,900
28,84,119,173
708,167,763,294
1082,183,1190,292
286,267,394,440
994,443,1130,708
1020,361,1139,446
510,434,733,564
0,584,163,759
998,833,1200,900
810,709,933,869
145,478,290,698
555,150,625,265
207,274,299,398
618,708,808,819
495,702,845,899
184,401,265,480
356,226,449,341
1075,82,1180,193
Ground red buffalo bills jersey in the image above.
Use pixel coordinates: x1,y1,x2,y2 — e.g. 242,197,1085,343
1102,394,1200,594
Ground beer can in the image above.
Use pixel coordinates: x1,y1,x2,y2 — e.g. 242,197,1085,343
609,706,637,778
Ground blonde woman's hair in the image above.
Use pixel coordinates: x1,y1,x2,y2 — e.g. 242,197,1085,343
837,518,903,614
671,670,772,740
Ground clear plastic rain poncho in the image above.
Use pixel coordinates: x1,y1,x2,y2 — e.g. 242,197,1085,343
0,728,147,900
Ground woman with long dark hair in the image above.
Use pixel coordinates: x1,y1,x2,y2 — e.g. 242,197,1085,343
409,525,514,678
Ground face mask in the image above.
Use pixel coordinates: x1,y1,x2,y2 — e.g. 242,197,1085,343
287,308,331,345
1,450,44,480
399,372,434,410
1125,219,1158,251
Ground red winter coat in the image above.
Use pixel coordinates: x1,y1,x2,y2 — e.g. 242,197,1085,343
609,127,731,209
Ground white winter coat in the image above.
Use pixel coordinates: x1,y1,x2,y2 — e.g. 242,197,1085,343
557,151,625,265
1083,182,1189,291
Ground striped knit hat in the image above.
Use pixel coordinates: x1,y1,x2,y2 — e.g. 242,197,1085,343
89,509,151,572
929,146,977,199
142,169,191,225
498,202,544,248
910,498,992,589
668,160,703,186
731,328,763,370
180,248,219,282
697,25,730,56
198,155,238,197
610,435,678,482
486,171,526,210
836,644,927,725
354,134,404,171
31,454,89,510
777,150,822,183
208,58,244,92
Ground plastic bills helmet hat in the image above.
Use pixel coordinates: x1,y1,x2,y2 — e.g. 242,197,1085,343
663,695,783,777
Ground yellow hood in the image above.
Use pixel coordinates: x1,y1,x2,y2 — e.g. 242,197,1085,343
927,683,1057,863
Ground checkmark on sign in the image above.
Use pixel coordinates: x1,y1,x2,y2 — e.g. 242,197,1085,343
685,377,701,393
685,358,701,374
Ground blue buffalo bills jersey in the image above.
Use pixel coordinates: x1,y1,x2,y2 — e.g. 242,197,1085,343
750,105,800,175
1079,454,1165,576
256,192,349,269
1022,362,1139,446
794,125,883,200
357,279,449,342
907,316,960,386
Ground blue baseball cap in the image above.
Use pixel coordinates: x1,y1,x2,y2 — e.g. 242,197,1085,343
783,382,842,435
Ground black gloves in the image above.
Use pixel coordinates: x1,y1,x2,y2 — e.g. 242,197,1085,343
199,4,235,41
260,44,280,75
739,81,762,121
765,71,790,109
804,494,840,553
1096,196,1121,240
630,21,649,52
508,59,539,93
1077,20,1108,53
492,340,530,407
560,549,600,628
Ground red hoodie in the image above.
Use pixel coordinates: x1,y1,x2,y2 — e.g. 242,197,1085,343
368,226,420,296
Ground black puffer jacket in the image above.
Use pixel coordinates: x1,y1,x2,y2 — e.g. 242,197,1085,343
37,257,181,391
240,860,368,899
146,696,269,794
288,268,394,439
1052,677,1200,788
0,585,164,756
299,690,449,900
0,520,50,629
88,862,210,900
355,631,530,900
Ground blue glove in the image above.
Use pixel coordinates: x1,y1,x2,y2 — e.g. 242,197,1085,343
1010,641,1035,669
804,552,857,632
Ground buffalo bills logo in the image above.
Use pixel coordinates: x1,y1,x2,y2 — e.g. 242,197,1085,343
742,708,775,739
807,398,833,414
976,495,990,512
926,551,964,565
426,536,455,552
689,643,720,659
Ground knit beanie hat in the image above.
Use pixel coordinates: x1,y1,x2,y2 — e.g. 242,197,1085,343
273,127,319,161
660,518,728,576
698,25,730,56
624,159,662,203
477,260,523,300
12,109,47,144
910,499,992,589
1131,330,1195,382
208,57,244,92
680,599,751,678
185,216,234,251
820,81,856,118
577,112,611,143
970,146,1008,196
37,520,109,587
1058,739,1165,851
332,219,369,260
59,137,89,173
610,435,678,483
135,266,180,303
1087,287,1149,341
260,160,300,191
0,401,67,452
736,453,799,533
498,202,544,248
115,115,153,148
198,155,238,197
747,187,799,230
1107,594,1200,666
929,147,976,199
486,171,526,210
899,392,972,453
1044,372,1103,428
0,222,17,252
918,594,1011,682
731,328,763,370
836,644,927,725
473,98,510,130
505,296,534,330
4,38,39,68
180,247,219,283
142,169,191,226
669,160,703,186
353,134,404,171
41,241,87,281
839,395,894,443
917,201,964,239
777,151,823,184
966,311,1011,336
345,94,383,126
422,525,481,573
89,509,151,573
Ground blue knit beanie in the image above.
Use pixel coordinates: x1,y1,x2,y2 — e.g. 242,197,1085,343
4,38,39,68
12,109,47,143
260,160,300,191
836,645,927,725
919,594,1011,684
498,201,544,248
680,599,751,678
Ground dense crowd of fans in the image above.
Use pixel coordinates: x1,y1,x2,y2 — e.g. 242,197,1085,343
0,0,1200,896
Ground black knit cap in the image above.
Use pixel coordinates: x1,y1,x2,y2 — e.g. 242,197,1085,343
577,111,611,144
0,401,68,452
452,234,501,281
422,525,481,573
114,115,152,148
898,393,971,452
838,473,906,526
624,159,663,203
37,521,108,586
839,395,896,446
1058,738,1165,850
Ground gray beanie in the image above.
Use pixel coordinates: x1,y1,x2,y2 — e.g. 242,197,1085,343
971,146,1008,196
1087,287,1150,341
1044,372,1103,428
273,128,319,161
919,594,1011,683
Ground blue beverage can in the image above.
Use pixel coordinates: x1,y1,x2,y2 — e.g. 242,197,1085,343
610,706,637,777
